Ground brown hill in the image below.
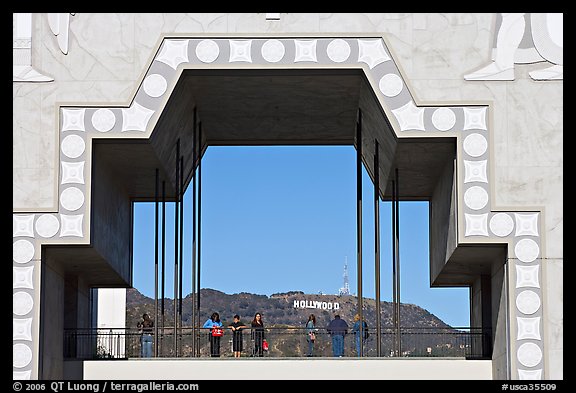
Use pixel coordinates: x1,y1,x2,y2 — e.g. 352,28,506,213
126,287,451,330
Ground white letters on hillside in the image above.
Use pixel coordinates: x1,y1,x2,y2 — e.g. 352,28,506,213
293,299,340,310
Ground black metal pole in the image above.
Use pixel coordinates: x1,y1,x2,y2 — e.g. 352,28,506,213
191,108,197,357
154,168,159,357
196,122,202,356
161,180,166,356
374,140,381,357
356,109,364,357
391,178,397,356
395,168,401,357
178,155,184,355
173,139,180,356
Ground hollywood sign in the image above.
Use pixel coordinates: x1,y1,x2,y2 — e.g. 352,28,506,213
293,300,340,310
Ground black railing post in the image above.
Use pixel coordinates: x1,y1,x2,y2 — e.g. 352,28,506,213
374,139,382,357
116,331,120,359
395,168,401,356
161,180,166,356
154,168,159,357
356,109,364,357
196,122,202,356
391,178,397,356
178,155,184,355
173,139,180,356
191,107,197,357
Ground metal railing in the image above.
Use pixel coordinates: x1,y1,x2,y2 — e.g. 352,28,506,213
64,326,491,360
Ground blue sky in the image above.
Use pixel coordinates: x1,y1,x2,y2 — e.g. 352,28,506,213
132,145,470,327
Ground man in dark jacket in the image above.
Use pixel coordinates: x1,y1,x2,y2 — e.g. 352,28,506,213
327,314,349,357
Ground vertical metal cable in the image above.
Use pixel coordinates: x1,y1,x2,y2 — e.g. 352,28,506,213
161,180,166,356
154,168,159,357
178,155,184,355
391,178,397,356
191,108,197,356
374,140,382,357
196,123,202,356
395,168,401,356
173,139,180,356
356,109,364,357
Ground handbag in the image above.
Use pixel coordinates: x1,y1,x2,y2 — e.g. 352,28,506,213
262,339,269,351
211,326,223,337
308,331,316,341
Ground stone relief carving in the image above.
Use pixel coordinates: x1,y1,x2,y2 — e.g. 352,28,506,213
13,13,74,82
47,13,75,55
464,13,563,81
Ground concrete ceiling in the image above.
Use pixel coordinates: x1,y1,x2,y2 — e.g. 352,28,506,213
382,138,456,200
92,140,177,202
157,68,456,200
44,245,129,287
183,69,361,146
434,244,508,286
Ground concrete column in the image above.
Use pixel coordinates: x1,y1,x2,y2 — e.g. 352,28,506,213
40,265,92,379
491,262,509,379
470,275,493,358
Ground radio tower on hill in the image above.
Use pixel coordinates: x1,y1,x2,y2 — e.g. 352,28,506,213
338,256,351,296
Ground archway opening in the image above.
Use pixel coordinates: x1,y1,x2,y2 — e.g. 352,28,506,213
52,67,496,364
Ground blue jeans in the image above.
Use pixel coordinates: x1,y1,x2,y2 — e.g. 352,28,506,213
140,334,153,358
355,334,365,357
331,334,344,357
307,337,314,356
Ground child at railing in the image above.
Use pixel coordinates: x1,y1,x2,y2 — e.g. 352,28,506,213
229,314,247,358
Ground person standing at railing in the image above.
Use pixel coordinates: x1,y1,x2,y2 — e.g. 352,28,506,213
251,312,265,357
305,314,318,357
137,313,154,358
228,314,247,358
203,312,223,357
327,314,348,357
352,314,369,357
